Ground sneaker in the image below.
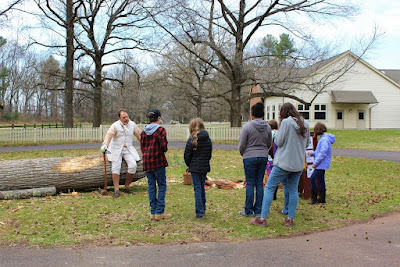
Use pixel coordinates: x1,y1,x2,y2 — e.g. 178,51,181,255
150,214,155,220
250,217,267,227
238,210,254,217
113,190,120,198
281,210,288,215
196,215,204,220
124,187,134,194
284,217,294,227
154,213,172,221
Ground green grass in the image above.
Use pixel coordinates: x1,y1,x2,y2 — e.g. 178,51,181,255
0,149,399,247
329,129,400,151
0,140,100,148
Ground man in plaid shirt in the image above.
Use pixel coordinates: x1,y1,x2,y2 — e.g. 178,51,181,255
140,109,171,221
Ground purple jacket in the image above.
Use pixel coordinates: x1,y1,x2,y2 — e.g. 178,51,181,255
311,133,335,170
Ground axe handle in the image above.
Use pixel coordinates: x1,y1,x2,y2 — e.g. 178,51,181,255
103,153,108,196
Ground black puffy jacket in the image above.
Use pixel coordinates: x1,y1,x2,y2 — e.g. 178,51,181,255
184,130,212,173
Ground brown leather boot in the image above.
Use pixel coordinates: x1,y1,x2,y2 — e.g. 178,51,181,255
154,213,172,221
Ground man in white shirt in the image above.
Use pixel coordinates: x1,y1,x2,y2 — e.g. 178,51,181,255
101,109,141,198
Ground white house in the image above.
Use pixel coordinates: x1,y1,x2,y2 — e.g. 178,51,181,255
256,51,400,129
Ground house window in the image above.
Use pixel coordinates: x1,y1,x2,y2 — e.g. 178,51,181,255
359,112,364,120
314,104,326,120
266,106,270,120
297,104,310,120
337,111,343,120
272,105,276,120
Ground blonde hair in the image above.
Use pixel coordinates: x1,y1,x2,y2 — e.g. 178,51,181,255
189,118,205,148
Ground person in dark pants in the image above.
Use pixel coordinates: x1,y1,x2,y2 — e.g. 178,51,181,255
140,109,171,221
184,118,212,219
238,102,272,217
308,122,335,204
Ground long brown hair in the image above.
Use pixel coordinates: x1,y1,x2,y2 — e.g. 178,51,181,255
189,118,205,148
313,122,327,136
279,102,307,137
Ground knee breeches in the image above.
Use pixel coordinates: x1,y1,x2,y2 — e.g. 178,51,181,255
111,147,137,174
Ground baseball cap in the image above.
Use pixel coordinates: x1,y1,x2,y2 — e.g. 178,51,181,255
147,109,161,118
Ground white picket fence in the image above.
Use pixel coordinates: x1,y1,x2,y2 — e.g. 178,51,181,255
0,124,243,143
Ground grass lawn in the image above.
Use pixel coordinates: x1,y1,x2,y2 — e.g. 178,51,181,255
204,129,400,151
0,149,399,247
0,140,100,148
330,129,400,151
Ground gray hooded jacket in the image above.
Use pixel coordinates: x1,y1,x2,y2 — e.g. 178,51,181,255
273,116,310,172
238,118,272,159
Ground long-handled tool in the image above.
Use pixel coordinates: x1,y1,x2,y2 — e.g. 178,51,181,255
103,150,111,196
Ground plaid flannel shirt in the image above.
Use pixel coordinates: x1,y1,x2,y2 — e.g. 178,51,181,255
140,126,168,172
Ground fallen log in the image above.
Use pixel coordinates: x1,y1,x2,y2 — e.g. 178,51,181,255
0,186,56,200
0,154,146,191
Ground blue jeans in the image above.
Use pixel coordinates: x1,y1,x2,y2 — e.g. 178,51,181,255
261,166,302,219
243,157,268,216
146,167,167,215
310,169,326,191
281,177,289,215
191,172,207,217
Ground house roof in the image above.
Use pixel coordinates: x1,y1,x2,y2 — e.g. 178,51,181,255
379,69,400,85
254,51,351,92
255,51,400,93
331,90,378,104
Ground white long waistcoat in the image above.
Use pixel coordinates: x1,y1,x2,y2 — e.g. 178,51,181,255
107,120,140,162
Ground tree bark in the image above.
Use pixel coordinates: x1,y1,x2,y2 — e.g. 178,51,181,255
92,58,103,127
230,83,243,127
64,0,74,128
0,155,145,191
0,187,56,200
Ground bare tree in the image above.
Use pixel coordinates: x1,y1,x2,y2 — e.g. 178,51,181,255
36,56,63,120
74,0,150,127
0,0,23,17
32,0,82,127
159,41,217,118
150,0,371,127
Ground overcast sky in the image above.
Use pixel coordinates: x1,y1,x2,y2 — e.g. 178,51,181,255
326,0,400,69
1,0,399,70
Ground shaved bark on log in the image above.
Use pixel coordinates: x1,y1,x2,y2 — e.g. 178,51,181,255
0,186,56,200
0,154,146,191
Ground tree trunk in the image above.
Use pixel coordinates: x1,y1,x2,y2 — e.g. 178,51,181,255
0,155,145,192
92,58,102,127
230,83,242,127
0,187,56,200
64,0,74,128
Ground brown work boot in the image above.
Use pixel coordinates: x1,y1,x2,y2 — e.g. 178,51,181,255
284,217,294,227
154,213,172,221
250,217,267,227
124,187,134,194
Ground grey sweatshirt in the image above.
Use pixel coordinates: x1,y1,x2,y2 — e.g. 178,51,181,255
273,116,310,172
238,118,272,159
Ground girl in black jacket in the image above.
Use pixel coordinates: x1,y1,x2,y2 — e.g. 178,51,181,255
184,118,212,219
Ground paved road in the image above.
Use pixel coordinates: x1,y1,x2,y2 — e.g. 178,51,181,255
1,142,399,162
1,212,399,266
